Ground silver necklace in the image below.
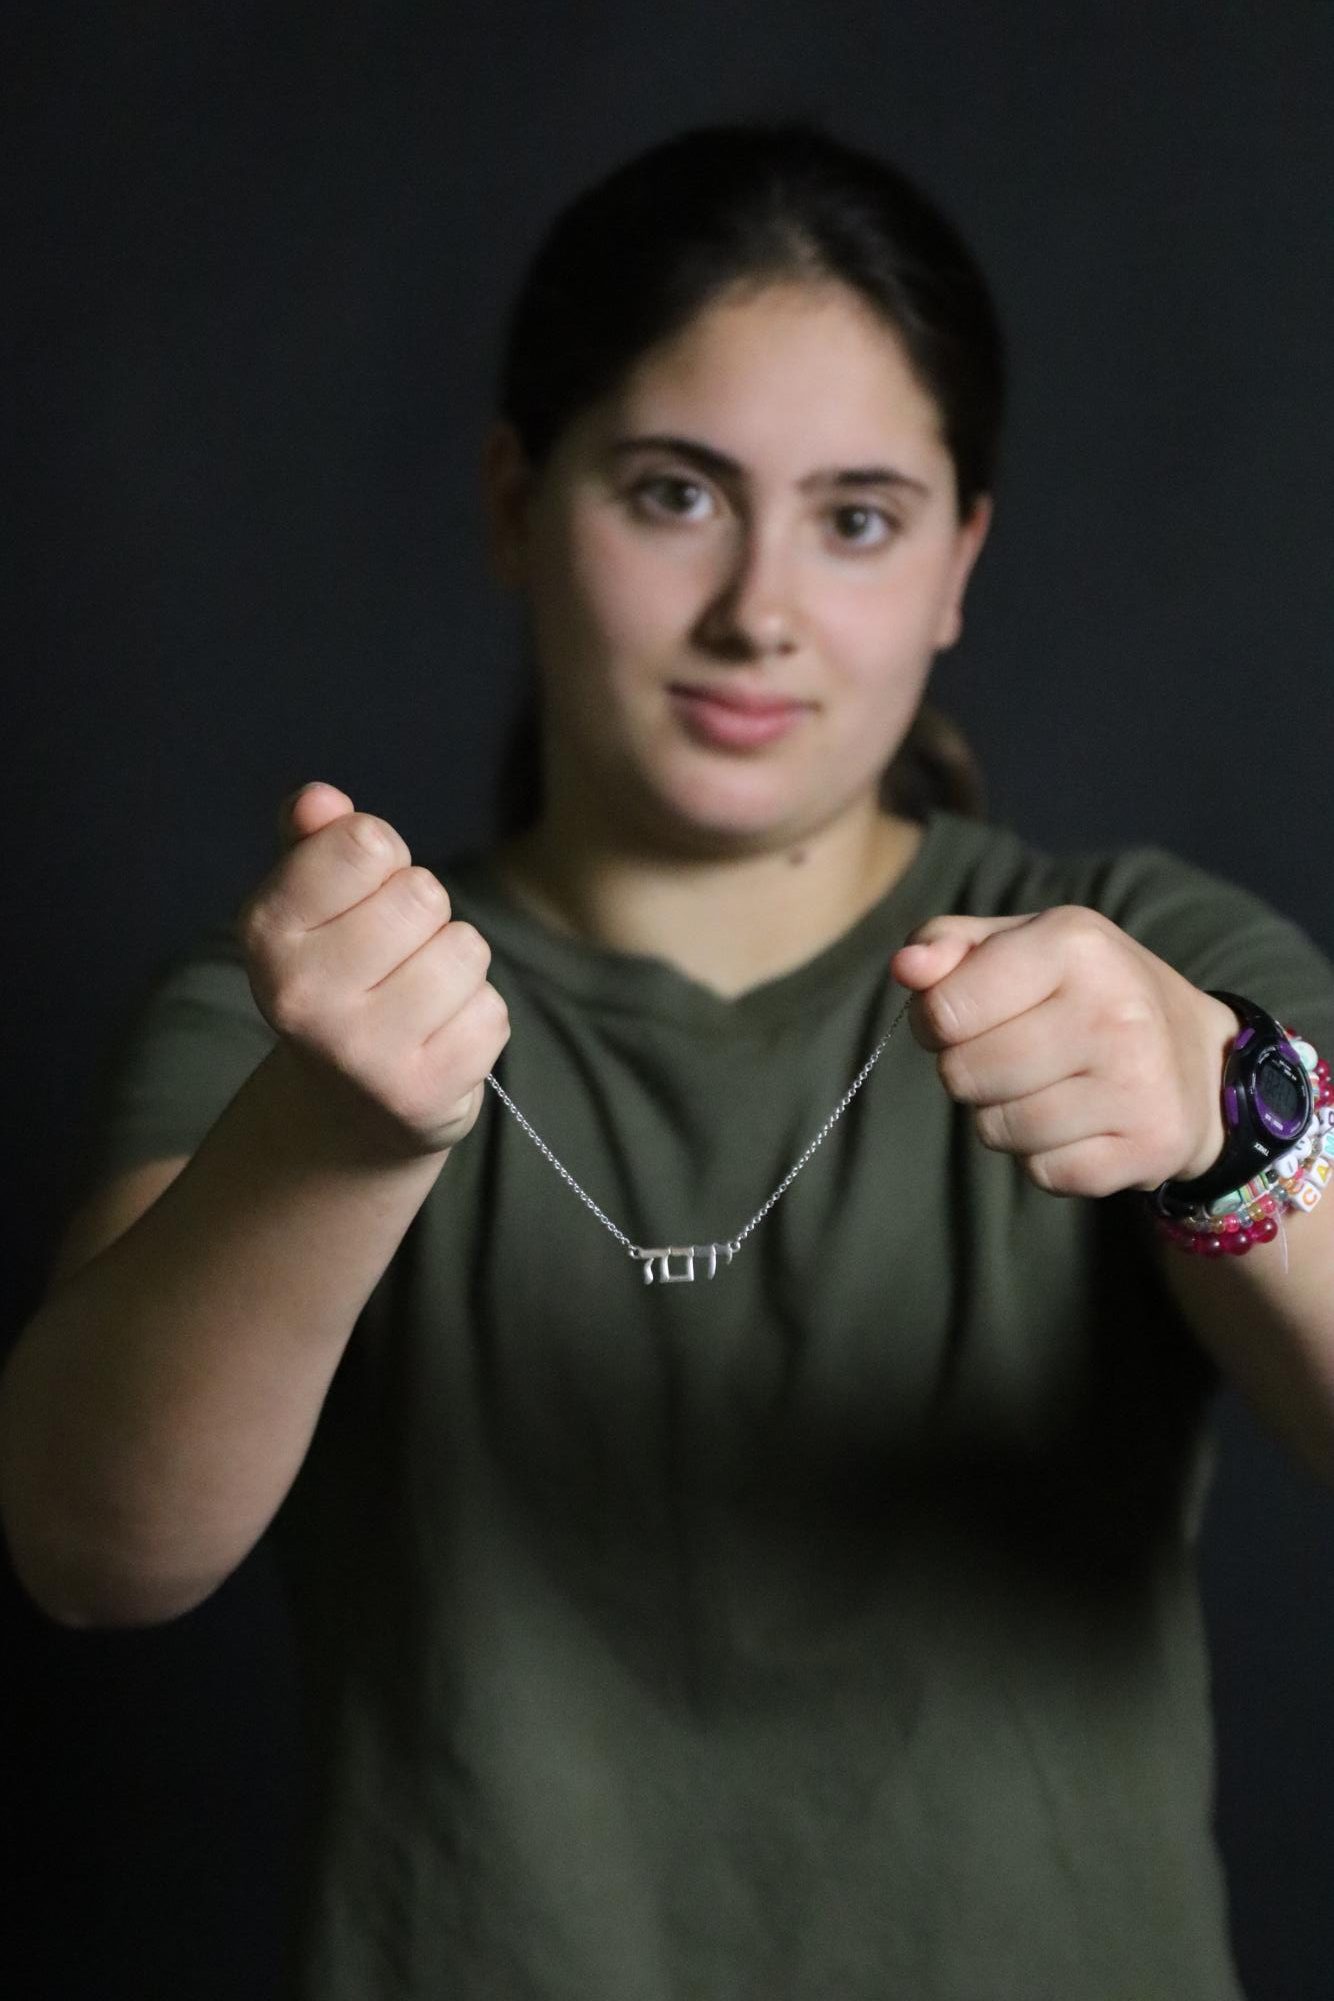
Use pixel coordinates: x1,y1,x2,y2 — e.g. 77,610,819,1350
483,991,913,1284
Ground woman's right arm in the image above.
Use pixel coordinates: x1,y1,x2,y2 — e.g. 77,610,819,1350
0,1041,450,1628
0,784,510,1628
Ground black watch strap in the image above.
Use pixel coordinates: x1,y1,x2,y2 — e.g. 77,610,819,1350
1152,990,1308,1218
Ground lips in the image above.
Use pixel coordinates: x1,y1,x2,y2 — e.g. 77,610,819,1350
669,685,811,750
669,683,809,716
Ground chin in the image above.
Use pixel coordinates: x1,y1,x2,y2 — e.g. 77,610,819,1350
633,768,819,854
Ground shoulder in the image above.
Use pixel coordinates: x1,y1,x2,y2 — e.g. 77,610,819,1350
69,920,276,1209
936,814,1334,1049
928,812,1319,944
105,920,271,1057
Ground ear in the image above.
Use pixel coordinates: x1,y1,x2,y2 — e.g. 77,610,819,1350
933,492,994,652
480,419,536,588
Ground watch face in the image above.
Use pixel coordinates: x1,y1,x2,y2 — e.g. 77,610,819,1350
1252,1047,1312,1140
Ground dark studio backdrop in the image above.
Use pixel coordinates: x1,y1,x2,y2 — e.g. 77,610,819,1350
5,6,1333,1997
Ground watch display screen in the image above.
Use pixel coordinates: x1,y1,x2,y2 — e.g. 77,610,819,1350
1256,1054,1305,1126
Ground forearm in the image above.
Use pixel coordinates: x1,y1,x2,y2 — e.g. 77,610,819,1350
1153,1188,1334,1489
0,1040,449,1627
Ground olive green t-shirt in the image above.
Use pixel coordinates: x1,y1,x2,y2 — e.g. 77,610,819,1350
76,809,1334,2000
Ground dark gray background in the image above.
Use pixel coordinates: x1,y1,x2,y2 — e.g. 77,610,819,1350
5,5,1332,1996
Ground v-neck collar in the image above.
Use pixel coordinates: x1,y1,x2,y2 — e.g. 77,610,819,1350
436,810,981,1035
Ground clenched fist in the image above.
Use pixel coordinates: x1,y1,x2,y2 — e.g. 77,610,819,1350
235,782,511,1157
889,906,1236,1200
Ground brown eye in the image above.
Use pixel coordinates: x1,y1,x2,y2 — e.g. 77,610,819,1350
629,475,712,519
832,504,897,549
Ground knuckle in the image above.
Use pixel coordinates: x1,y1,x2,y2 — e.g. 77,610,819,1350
923,988,961,1042
424,1000,504,1098
1026,1145,1114,1199
454,985,509,1065
477,980,509,1027
1078,1152,1123,1200
267,971,318,1038
937,1046,973,1099
448,921,491,972
1106,991,1155,1037
237,884,282,952
973,1104,1005,1151
1026,1152,1066,1196
400,865,449,912
1050,902,1100,934
417,1081,464,1138
346,813,399,863
1051,904,1110,962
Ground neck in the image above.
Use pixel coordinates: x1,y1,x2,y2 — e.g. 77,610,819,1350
489,803,924,1000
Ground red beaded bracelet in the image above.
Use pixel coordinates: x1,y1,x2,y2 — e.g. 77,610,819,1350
1156,1212,1282,1257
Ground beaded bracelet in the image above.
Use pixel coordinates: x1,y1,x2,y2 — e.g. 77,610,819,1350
1155,1031,1333,1257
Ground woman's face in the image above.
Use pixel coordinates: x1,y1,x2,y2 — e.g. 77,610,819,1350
483,279,992,855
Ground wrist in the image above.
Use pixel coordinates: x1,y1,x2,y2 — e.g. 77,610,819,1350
1149,995,1331,1255
1172,993,1243,1184
257,1040,455,1176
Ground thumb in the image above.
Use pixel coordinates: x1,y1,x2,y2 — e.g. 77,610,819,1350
278,780,354,849
891,912,1034,990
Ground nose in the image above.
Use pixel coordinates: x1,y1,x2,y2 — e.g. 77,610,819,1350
693,521,799,659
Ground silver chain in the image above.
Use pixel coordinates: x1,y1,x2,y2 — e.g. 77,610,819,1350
483,990,914,1283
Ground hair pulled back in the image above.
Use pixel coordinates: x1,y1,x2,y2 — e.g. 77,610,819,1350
491,118,1006,834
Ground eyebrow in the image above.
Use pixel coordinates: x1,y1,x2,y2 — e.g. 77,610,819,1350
606,432,932,497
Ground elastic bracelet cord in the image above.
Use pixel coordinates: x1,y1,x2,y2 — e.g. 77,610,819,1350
1155,1031,1333,1258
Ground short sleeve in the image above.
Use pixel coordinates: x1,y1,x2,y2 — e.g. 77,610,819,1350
1074,845,1334,1058
70,923,279,1206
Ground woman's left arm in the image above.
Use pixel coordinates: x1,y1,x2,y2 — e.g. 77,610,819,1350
1150,1135,1334,1489
891,909,1334,1490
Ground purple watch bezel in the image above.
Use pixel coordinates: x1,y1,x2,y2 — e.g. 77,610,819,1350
1223,1023,1310,1145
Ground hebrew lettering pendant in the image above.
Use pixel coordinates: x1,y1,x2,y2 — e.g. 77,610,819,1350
633,1243,736,1285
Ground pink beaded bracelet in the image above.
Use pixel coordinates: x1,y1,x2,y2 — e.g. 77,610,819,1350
1155,1030,1333,1257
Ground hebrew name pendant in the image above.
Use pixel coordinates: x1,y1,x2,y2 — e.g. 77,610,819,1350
633,1243,736,1285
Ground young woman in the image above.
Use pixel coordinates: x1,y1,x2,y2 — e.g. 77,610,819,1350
4,120,1333,2000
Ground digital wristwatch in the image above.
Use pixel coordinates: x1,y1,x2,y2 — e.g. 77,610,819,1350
1153,989,1315,1220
